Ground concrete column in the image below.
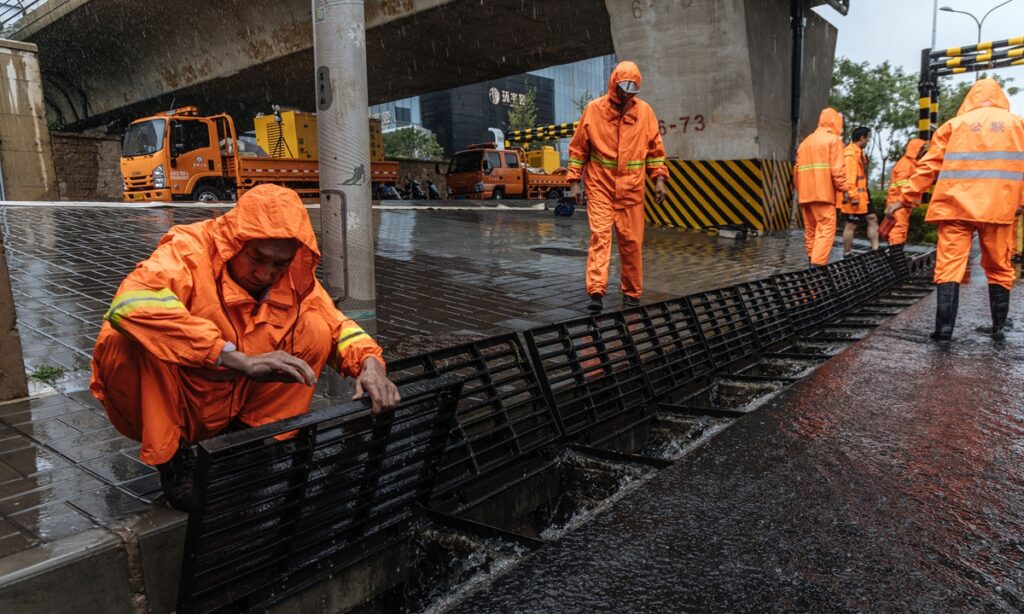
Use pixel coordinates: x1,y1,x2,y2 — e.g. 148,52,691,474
313,0,375,392
0,39,57,200
0,230,28,402
605,0,835,161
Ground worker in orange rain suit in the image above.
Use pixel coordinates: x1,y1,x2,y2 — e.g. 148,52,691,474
794,108,855,266
90,184,400,510
837,126,877,255
567,60,668,314
883,138,928,246
901,78,1024,342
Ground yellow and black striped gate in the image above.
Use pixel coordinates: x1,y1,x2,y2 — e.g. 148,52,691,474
644,159,794,232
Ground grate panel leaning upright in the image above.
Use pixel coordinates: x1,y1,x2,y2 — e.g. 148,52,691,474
687,286,759,369
621,298,714,398
734,279,793,349
177,377,463,614
827,257,872,308
525,313,653,440
387,335,560,496
773,267,842,331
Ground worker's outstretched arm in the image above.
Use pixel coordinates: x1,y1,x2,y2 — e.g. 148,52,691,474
903,126,948,206
104,237,227,367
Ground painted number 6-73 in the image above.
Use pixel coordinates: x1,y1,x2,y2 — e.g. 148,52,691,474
659,115,707,135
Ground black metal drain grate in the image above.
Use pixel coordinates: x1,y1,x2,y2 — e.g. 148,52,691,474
734,279,794,349
178,377,463,614
688,287,759,369
622,298,712,399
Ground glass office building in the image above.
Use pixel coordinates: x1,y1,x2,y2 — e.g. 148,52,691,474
369,54,616,159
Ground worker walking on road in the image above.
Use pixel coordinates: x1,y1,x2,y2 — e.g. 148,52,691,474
794,108,855,266
838,127,878,255
567,60,668,314
883,138,928,246
901,79,1024,341
90,184,400,510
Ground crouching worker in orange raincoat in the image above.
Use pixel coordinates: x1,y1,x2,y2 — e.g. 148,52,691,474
794,108,855,266
90,184,400,510
883,138,927,246
901,79,1024,342
567,61,668,313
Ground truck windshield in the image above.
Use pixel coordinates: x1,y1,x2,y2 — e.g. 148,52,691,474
448,151,483,173
122,119,166,157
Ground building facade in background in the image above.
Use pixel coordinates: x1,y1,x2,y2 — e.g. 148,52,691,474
369,54,616,159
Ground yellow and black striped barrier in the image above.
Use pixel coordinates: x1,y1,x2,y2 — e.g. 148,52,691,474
506,121,579,147
643,159,794,232
929,35,1024,78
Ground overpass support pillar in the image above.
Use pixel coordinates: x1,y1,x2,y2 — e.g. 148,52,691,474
314,0,377,394
605,0,836,231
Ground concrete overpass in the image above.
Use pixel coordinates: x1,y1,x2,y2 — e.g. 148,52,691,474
10,0,841,162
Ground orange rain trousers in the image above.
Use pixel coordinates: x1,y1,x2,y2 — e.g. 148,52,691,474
933,220,1015,289
586,201,644,299
888,207,911,246
800,201,837,266
91,309,333,466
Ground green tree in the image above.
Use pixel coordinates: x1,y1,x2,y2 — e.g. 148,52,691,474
828,57,919,191
573,90,595,116
382,127,444,160
506,86,555,149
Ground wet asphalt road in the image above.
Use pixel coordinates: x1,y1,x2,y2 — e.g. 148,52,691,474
452,264,1024,613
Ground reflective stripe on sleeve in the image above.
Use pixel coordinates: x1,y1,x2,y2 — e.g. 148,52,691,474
796,163,830,171
944,151,1024,161
645,156,666,167
337,326,369,353
568,158,585,168
105,288,186,330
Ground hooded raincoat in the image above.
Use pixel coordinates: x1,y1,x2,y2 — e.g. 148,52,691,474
90,184,384,465
884,138,926,245
794,108,852,265
567,61,668,299
902,79,1024,288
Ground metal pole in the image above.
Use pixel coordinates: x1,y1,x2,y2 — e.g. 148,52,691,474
788,0,804,229
313,0,376,395
930,0,938,50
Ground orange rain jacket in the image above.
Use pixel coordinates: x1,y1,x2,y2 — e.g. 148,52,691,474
837,142,869,214
90,184,384,462
886,138,927,204
902,79,1024,224
795,108,852,204
567,61,669,207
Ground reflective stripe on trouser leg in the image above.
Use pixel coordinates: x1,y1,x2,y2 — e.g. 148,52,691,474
977,222,1016,290
889,208,911,245
934,221,975,285
615,204,645,298
586,200,615,296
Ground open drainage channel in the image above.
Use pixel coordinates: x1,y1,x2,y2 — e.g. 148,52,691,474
175,247,935,613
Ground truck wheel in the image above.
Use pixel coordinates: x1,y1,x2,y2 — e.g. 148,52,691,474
192,184,223,203
546,189,562,200
492,187,504,200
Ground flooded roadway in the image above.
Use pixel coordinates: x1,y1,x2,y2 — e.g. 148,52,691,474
451,261,1024,612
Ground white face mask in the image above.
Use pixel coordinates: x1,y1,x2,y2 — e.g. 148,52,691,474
617,80,639,94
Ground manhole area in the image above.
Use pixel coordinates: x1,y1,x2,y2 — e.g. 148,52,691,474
530,246,589,257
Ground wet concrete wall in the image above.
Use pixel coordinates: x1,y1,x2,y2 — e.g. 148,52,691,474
0,230,28,401
50,132,122,201
0,39,57,200
606,0,836,160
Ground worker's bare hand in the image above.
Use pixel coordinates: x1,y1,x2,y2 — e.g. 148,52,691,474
353,357,401,415
654,177,667,205
568,181,582,205
842,191,851,204
221,350,316,385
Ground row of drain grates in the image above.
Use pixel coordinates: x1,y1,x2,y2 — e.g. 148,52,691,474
175,245,936,613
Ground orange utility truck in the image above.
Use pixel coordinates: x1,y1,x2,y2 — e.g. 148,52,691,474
445,143,570,200
120,106,400,202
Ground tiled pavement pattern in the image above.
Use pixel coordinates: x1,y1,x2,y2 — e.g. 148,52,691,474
0,203,857,561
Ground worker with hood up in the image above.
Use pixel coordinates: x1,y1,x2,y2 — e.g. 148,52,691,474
902,78,1024,341
883,137,928,245
567,60,668,314
90,184,400,510
795,107,855,266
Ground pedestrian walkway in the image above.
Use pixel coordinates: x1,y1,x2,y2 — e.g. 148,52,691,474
451,259,1024,612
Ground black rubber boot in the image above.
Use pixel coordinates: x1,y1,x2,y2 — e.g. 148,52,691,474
989,284,1011,340
623,294,640,307
931,282,959,341
157,438,196,512
587,294,603,314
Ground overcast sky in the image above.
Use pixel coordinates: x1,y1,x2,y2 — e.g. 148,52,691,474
813,0,1024,115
